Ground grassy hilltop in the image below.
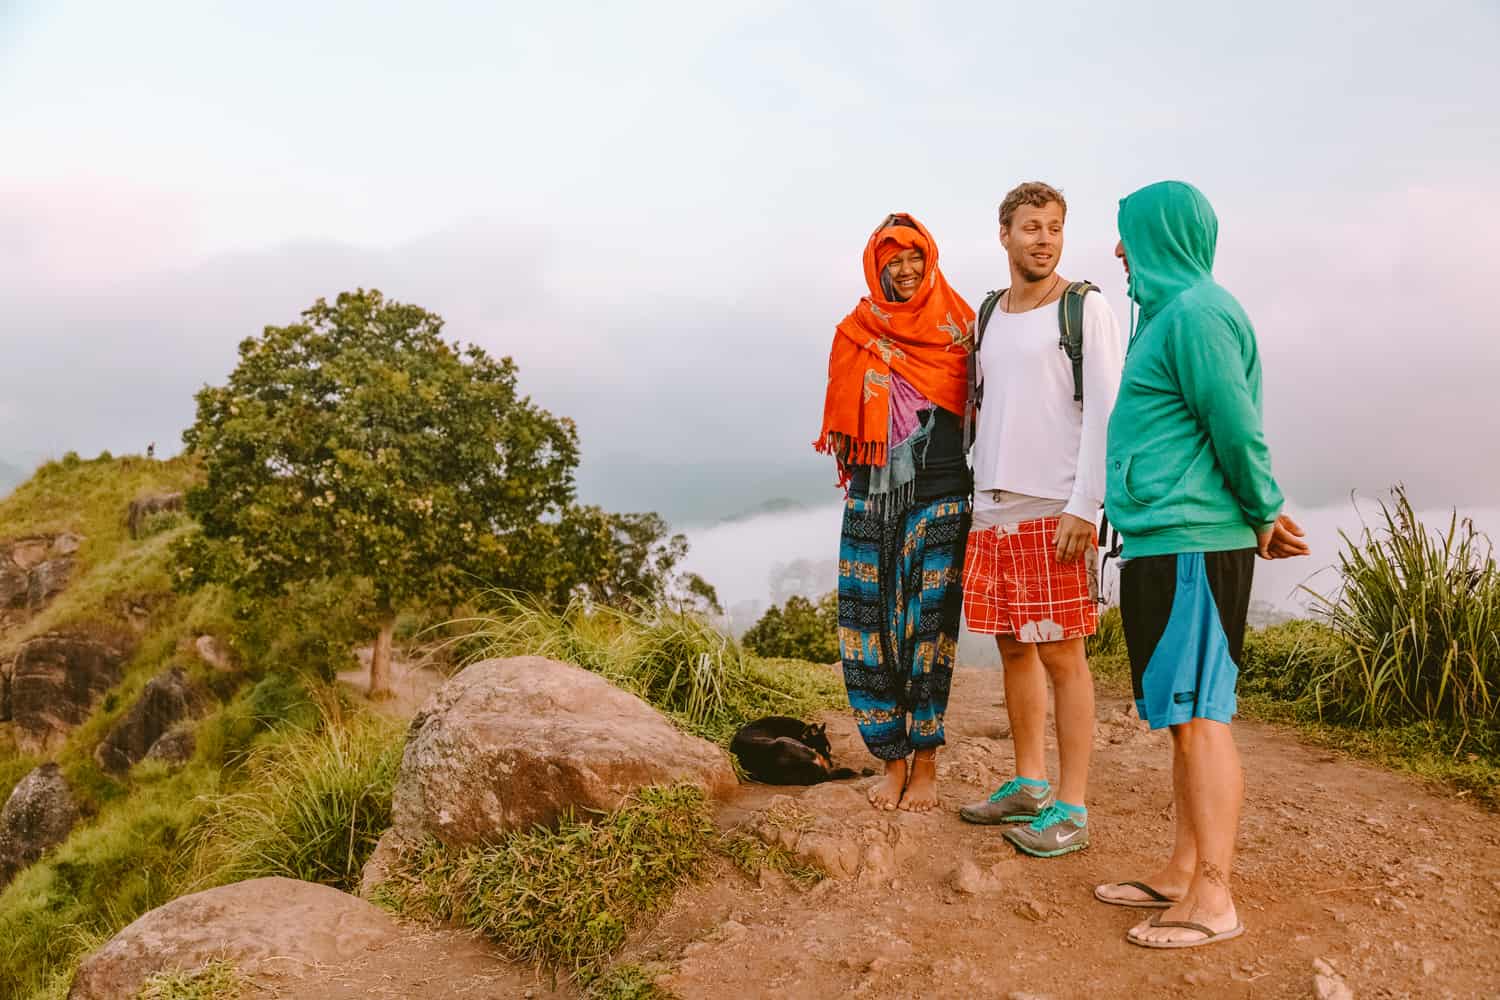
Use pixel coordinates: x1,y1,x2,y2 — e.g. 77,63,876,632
0,453,843,998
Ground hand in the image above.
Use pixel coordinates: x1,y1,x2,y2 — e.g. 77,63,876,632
1053,513,1096,564
1256,514,1310,560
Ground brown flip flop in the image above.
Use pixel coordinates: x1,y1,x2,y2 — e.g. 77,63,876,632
1126,913,1245,949
1093,880,1178,909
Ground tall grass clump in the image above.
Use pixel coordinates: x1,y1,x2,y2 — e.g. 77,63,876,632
191,691,404,892
377,785,713,985
1306,486,1499,727
456,594,842,744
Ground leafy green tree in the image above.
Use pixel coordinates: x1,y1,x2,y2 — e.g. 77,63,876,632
178,289,579,697
742,591,840,663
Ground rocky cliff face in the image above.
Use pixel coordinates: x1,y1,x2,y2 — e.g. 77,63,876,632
7,632,132,754
0,534,81,625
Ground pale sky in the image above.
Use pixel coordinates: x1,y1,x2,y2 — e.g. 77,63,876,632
3,0,1498,517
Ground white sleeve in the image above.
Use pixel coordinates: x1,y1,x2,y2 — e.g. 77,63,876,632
1064,292,1125,521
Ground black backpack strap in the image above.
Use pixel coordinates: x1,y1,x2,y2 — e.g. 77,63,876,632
1096,510,1123,604
1056,280,1096,405
964,288,1005,451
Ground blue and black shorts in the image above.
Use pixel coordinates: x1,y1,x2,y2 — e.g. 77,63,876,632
1119,549,1255,729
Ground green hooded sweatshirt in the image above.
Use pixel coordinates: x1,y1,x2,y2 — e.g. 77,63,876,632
1104,180,1284,558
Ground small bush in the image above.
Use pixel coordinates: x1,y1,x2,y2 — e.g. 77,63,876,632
1307,487,1499,726
742,593,839,664
191,699,403,892
378,785,714,984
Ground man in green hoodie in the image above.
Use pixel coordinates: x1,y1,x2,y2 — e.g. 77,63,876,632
1094,180,1309,950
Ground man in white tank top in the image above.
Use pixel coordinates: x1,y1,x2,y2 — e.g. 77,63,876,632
957,182,1125,858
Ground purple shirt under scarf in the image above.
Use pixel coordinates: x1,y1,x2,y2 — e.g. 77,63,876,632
889,370,930,446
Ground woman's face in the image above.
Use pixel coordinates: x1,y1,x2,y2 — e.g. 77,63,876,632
884,248,925,301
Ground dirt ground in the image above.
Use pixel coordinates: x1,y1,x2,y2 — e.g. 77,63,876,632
272,663,1499,1000
633,666,1500,1000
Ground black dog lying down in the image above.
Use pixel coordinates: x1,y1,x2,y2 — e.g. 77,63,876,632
730,715,873,785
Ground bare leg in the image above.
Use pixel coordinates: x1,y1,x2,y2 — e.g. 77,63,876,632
1036,637,1093,806
1130,719,1243,942
899,747,939,812
1097,724,1196,904
868,756,908,811
997,636,1048,783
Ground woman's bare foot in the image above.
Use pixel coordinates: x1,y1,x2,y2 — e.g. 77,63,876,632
899,748,939,812
868,758,908,810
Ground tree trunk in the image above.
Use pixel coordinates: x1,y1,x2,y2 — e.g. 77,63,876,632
370,616,396,701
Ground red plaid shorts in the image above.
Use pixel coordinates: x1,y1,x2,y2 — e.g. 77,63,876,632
961,516,1099,641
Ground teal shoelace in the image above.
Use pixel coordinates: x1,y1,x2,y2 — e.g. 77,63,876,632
1029,801,1084,832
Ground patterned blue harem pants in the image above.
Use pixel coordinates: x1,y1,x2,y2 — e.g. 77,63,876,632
837,494,970,761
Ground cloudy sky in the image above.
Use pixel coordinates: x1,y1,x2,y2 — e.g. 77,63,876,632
3,1,1498,525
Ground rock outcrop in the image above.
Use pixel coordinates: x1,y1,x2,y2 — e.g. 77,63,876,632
0,534,81,615
0,763,78,888
95,666,206,773
391,656,737,847
141,723,197,767
69,877,402,1000
126,492,184,539
9,632,130,753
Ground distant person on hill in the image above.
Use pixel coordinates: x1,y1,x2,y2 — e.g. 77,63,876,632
1095,180,1309,949
955,181,1124,859
815,212,975,812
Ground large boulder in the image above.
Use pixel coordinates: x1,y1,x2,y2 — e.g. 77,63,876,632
95,666,207,773
10,632,130,753
391,656,737,847
69,877,401,1000
0,763,78,888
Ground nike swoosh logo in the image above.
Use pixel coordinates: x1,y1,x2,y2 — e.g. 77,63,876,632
1055,826,1084,843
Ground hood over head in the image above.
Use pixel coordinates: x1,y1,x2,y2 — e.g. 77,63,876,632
1117,180,1218,321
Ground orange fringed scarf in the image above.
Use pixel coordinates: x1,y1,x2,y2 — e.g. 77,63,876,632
814,213,975,483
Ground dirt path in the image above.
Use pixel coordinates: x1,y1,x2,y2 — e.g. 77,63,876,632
628,666,1500,999
247,661,1498,999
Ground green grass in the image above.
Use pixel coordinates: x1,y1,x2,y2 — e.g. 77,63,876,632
0,675,364,998
0,750,42,809
135,959,243,1000
376,784,715,985
452,596,843,745
0,454,202,647
189,694,403,892
0,761,218,998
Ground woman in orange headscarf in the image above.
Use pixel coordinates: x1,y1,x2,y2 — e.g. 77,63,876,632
816,213,975,812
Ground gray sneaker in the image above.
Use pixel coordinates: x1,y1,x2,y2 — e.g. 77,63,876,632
958,778,1054,825
1003,802,1089,858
